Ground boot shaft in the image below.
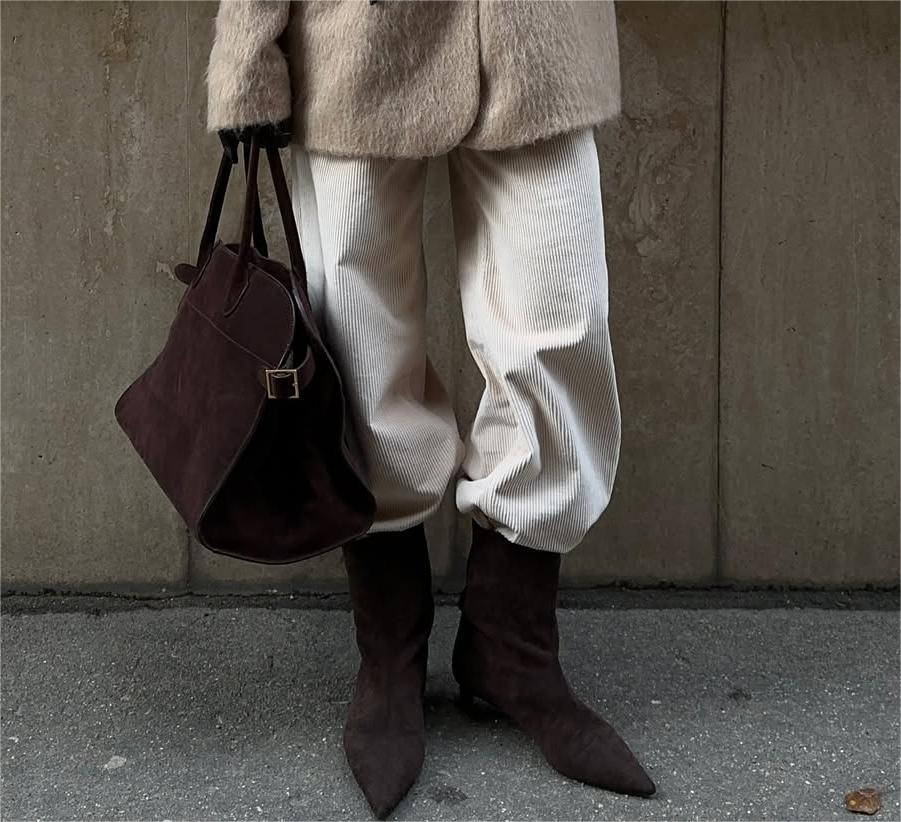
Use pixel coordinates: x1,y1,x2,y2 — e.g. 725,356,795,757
343,525,435,662
459,524,562,657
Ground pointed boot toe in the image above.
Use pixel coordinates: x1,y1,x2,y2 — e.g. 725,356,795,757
344,730,425,819
600,729,656,798
619,761,656,798
598,748,656,798
541,711,656,797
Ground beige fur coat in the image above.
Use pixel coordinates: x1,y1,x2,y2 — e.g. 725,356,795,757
206,0,621,158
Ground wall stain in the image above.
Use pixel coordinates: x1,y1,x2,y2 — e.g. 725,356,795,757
100,1,133,63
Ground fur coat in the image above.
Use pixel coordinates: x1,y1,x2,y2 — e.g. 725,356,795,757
205,0,621,158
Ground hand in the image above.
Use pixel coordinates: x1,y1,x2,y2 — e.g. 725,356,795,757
218,118,291,162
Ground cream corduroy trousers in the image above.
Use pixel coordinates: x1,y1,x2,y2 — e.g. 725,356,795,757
290,127,620,553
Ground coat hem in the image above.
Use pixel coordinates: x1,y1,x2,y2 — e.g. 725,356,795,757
458,105,621,154
291,86,482,160
289,106,620,161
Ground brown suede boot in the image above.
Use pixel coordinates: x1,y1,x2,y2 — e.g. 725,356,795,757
452,523,656,797
342,524,434,819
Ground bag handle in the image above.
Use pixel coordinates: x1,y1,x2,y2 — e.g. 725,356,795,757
235,135,262,271
243,140,268,258
196,133,306,294
264,143,307,294
197,149,232,267
197,147,265,264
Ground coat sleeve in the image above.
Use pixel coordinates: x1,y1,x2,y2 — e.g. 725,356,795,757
205,0,293,133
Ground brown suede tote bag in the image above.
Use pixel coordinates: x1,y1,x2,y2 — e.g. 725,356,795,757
114,134,375,563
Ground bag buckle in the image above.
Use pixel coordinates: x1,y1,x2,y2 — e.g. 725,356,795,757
265,368,302,399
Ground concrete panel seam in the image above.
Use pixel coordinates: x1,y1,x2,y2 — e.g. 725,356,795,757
715,0,728,583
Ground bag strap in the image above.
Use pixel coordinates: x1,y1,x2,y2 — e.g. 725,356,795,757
264,143,307,294
197,149,232,268
196,133,306,295
197,146,266,265
243,140,268,258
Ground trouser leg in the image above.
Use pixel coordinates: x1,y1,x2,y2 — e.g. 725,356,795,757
291,146,464,532
449,131,653,796
447,127,621,552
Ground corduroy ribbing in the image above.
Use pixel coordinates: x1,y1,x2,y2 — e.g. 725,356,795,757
290,128,620,553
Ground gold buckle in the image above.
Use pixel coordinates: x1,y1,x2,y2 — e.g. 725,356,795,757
265,368,301,399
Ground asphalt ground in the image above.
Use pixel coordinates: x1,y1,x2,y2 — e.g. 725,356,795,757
2,600,898,821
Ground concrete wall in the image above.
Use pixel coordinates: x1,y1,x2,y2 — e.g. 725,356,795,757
2,1,898,593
